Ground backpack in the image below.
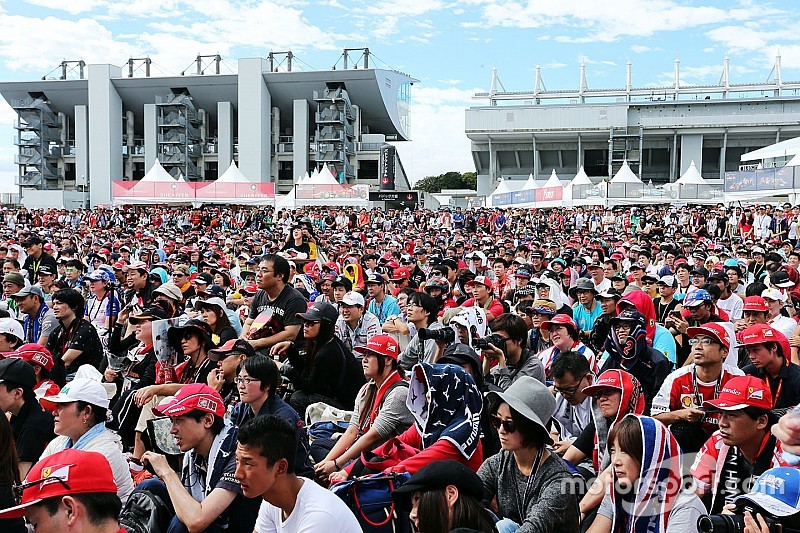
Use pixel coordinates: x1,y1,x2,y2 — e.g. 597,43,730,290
331,472,412,533
118,490,171,533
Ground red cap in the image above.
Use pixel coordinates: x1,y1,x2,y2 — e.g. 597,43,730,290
702,375,773,411
687,322,732,350
113,260,127,269
354,334,400,360
466,275,493,290
152,383,225,418
13,343,54,371
242,282,258,294
0,449,117,518
738,324,790,359
743,296,770,313
390,267,410,281
582,369,631,396
540,314,578,333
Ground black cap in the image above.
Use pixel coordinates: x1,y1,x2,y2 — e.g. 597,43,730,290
392,460,484,510
208,338,257,362
708,270,729,282
611,308,646,327
296,301,338,324
195,272,214,285
690,267,709,277
167,319,214,351
0,358,36,389
130,306,169,324
331,275,353,292
439,343,482,381
200,284,226,299
37,264,56,276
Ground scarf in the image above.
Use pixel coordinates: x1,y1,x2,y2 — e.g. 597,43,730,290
62,422,107,451
592,370,645,471
25,303,50,344
357,370,405,435
407,362,482,460
610,415,682,533
604,323,649,368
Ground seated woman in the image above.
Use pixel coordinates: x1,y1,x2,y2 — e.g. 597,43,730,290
314,335,413,481
129,318,216,462
271,301,365,417
587,415,706,533
195,297,237,347
392,460,498,533
0,414,25,533
229,352,314,478
479,376,581,533
41,377,134,505
330,362,484,482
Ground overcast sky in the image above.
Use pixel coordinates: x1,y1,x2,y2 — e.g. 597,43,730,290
0,0,798,192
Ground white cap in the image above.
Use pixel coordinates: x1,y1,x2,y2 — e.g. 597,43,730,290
0,318,24,341
341,291,365,307
195,297,227,311
761,288,788,303
43,377,110,409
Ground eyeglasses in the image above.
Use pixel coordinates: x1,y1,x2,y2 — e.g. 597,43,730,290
554,373,588,397
234,376,261,386
688,337,716,347
173,273,185,278
490,415,516,434
13,476,70,505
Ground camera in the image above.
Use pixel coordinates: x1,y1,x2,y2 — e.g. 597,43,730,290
418,327,455,343
473,333,506,351
698,513,784,533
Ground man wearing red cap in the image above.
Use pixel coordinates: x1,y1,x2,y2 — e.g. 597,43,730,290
735,296,771,369
139,383,259,532
739,324,800,413
460,276,504,322
652,323,743,452
0,449,123,533
691,376,790,514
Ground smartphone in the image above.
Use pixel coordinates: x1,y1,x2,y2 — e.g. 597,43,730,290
669,310,682,318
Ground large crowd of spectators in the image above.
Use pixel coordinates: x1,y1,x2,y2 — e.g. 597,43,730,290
0,202,798,532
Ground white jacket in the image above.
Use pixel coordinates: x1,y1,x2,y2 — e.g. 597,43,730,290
41,428,134,505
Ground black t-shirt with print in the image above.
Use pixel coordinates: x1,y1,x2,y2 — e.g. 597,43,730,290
248,284,307,339
46,318,103,385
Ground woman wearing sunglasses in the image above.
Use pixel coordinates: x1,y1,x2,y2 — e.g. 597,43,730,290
478,376,580,533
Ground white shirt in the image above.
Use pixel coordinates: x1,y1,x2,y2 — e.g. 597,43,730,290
769,314,797,339
716,293,744,321
255,478,362,533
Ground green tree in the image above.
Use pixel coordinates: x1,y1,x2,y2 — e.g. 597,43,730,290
414,171,477,193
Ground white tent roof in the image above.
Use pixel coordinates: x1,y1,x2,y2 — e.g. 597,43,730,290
522,173,540,190
543,170,562,188
217,161,252,183
307,164,339,185
570,166,593,186
491,178,525,196
140,160,176,183
741,137,800,162
676,161,708,185
610,161,643,184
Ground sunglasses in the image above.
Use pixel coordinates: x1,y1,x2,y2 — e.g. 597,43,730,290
13,476,70,505
490,414,516,434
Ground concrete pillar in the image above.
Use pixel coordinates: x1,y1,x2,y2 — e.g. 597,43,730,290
680,133,703,177
87,64,122,206
293,99,309,183
144,104,157,173
237,58,271,182
217,101,234,173
74,105,88,186
720,130,728,181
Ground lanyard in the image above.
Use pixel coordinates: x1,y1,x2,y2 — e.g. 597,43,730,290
514,446,544,522
693,367,721,413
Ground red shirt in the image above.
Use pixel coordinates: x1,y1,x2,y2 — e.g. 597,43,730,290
461,297,505,320
386,425,484,475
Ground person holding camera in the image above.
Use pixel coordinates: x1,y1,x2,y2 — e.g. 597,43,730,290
398,292,444,371
691,376,789,515
481,313,545,390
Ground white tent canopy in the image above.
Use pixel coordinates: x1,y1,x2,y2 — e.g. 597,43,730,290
676,161,707,185
542,169,562,188
140,160,176,182
307,164,339,185
217,161,252,183
522,173,540,190
610,161,643,183
570,166,593,186
741,137,800,162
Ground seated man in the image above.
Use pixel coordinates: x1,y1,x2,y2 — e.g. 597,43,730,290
652,322,743,453
739,323,800,416
45,288,103,385
235,415,363,533
0,357,55,478
551,350,594,456
0,449,122,533
481,312,545,389
334,291,381,355
139,383,260,533
691,375,789,514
